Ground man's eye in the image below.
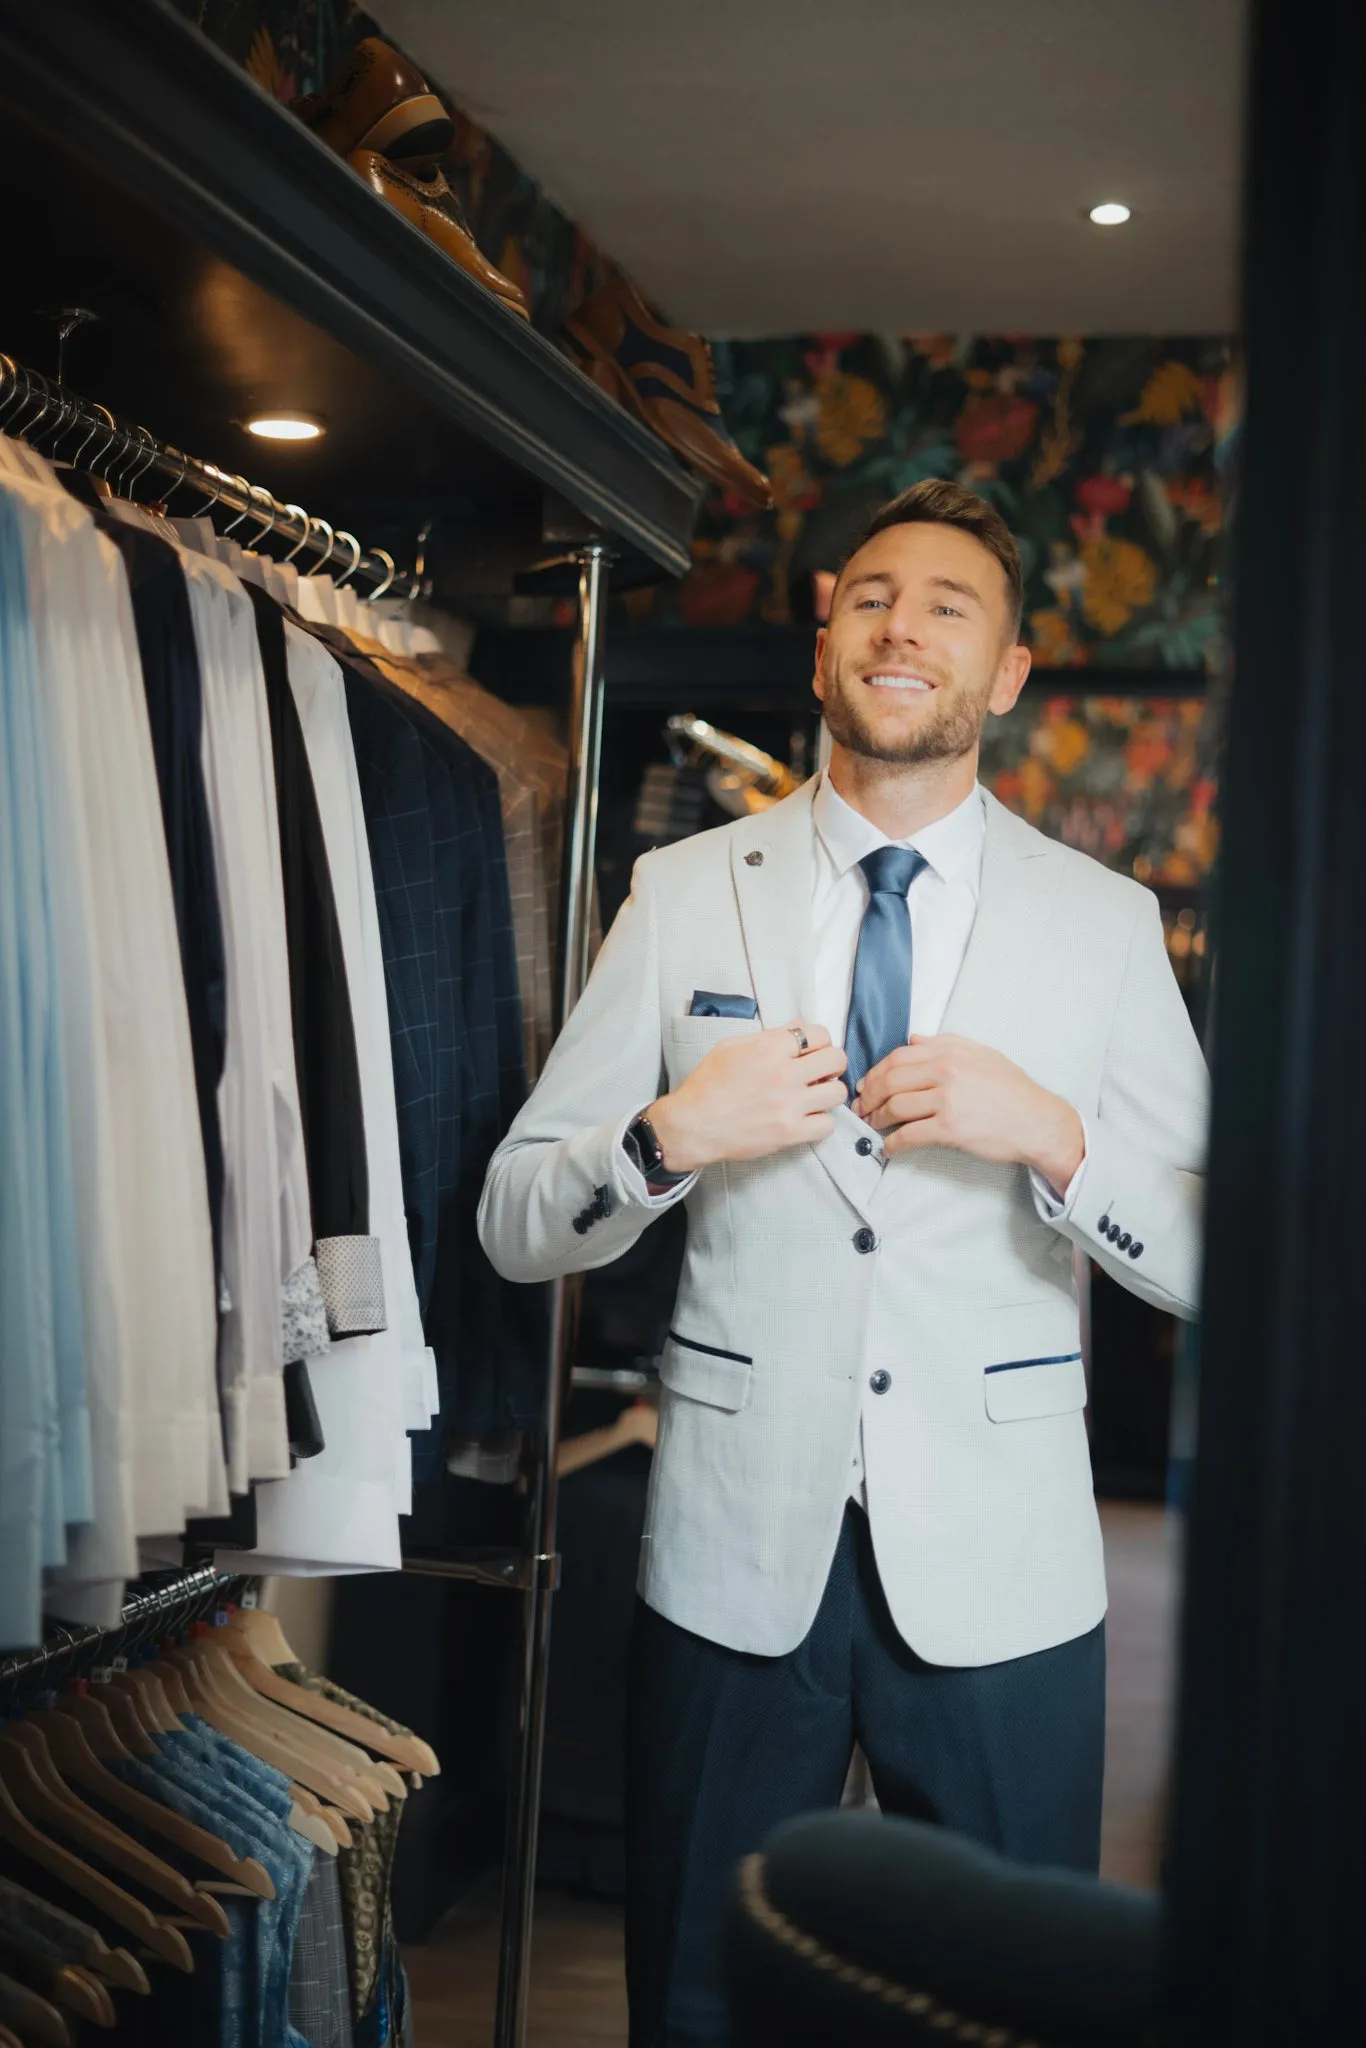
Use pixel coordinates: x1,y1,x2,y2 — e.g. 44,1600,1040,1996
933,605,963,618
856,598,887,611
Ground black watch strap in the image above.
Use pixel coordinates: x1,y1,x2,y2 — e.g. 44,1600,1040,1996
623,1113,690,1189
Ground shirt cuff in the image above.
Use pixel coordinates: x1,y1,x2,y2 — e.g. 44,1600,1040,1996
1029,1118,1089,1220
613,1104,699,1209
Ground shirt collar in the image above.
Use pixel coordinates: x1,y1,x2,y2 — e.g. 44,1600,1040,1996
812,771,986,891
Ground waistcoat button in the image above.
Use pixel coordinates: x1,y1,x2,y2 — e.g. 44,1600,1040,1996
869,1370,891,1394
853,1226,877,1254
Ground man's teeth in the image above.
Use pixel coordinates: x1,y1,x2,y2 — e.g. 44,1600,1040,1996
866,674,932,691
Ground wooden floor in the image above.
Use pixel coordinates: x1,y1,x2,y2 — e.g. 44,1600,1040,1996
404,1500,1178,2046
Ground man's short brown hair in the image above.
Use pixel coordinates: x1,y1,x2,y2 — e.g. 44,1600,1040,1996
843,479,1024,639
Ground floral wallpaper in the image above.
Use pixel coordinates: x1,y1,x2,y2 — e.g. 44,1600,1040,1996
174,0,625,333
636,333,1240,671
979,693,1218,890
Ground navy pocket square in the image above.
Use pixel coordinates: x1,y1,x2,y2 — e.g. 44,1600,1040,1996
689,989,759,1019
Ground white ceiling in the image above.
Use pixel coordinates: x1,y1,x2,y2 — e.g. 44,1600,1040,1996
374,0,1245,335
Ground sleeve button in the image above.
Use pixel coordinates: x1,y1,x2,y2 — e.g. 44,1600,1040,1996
855,1136,874,1157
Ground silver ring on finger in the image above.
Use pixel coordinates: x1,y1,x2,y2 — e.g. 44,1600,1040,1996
789,1025,809,1052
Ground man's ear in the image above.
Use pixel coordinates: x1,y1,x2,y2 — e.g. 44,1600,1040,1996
987,641,1031,716
813,625,829,705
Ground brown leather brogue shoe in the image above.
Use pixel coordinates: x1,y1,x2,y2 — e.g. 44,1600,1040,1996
293,37,455,163
348,151,530,318
565,278,773,510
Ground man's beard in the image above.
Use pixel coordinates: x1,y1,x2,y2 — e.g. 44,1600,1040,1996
820,663,992,766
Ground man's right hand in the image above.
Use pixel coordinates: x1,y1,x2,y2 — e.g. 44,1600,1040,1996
647,1024,847,1174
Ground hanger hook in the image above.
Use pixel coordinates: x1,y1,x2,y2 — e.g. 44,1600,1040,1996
408,517,434,602
186,461,226,514
0,355,25,430
70,403,116,470
33,387,77,453
362,548,396,602
309,516,335,571
124,426,162,497
332,531,362,587
221,475,256,536
279,504,311,564
15,368,57,443
248,483,278,544
158,447,191,507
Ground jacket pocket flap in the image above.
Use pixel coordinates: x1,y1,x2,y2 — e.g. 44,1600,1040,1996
660,1331,753,1412
984,1351,1087,1423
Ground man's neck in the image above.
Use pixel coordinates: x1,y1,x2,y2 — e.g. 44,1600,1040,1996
826,744,980,839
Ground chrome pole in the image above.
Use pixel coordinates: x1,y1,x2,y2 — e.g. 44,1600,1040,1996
493,539,612,2048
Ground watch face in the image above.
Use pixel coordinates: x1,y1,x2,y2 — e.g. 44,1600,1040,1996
631,1116,664,1175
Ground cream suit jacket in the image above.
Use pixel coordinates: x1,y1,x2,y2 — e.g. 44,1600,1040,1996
479,780,1208,1666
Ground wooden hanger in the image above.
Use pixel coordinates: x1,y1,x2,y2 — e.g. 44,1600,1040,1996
226,1609,436,1774
101,1666,179,1737
81,1679,158,1758
0,1772,192,1971
0,1729,228,1936
0,1874,149,1997
160,1645,373,1822
0,1968,70,2047
205,1641,399,1804
190,1640,387,1813
49,1687,147,1764
52,1964,115,2029
27,1707,274,1899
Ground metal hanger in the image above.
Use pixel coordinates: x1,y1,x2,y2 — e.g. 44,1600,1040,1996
331,530,362,586
279,503,311,564
362,548,397,601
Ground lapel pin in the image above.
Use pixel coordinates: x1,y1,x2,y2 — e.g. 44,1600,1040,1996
745,850,764,867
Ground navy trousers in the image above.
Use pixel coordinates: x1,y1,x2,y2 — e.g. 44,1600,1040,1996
624,1504,1106,2047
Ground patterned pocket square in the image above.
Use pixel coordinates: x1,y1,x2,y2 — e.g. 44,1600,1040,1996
689,989,759,1019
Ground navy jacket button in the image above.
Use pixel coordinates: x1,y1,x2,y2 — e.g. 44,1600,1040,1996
869,1370,891,1394
1129,1241,1144,1259
1117,1231,1132,1251
855,1136,874,1157
1107,1223,1122,1244
853,1227,877,1254
1099,1214,1111,1234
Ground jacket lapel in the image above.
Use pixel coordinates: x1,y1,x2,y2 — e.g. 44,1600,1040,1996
729,781,819,1029
730,782,878,1225
939,790,1062,1059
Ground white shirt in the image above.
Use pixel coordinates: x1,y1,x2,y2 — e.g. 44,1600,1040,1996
809,772,1086,1504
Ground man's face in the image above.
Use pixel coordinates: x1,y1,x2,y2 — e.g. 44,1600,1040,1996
814,522,1029,765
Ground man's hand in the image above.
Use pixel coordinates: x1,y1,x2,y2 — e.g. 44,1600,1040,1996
648,1024,847,1174
856,1035,1084,1192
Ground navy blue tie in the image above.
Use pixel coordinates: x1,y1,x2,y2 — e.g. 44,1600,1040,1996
844,845,928,1095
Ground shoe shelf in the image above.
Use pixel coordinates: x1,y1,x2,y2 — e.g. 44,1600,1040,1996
0,0,703,581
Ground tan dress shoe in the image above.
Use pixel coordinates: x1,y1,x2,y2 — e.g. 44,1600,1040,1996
348,151,530,319
293,37,455,163
565,278,772,510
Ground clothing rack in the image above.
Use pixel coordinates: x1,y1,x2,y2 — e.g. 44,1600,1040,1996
1,349,611,2048
0,1566,245,1704
0,354,402,595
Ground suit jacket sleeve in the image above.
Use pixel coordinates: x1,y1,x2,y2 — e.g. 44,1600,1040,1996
1033,887,1208,1319
478,854,687,1283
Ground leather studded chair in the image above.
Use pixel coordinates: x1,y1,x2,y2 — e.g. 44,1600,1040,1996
725,1811,1160,2047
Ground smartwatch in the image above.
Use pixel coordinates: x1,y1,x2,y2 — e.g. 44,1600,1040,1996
622,1112,690,1189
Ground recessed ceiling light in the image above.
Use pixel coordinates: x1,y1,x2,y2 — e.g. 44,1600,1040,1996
245,414,324,441
1089,202,1131,227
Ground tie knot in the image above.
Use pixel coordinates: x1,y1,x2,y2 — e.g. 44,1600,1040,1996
859,845,927,898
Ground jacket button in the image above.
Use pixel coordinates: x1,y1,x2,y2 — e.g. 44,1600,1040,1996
1098,1214,1110,1234
853,1227,877,1254
1129,1241,1144,1259
1117,1231,1132,1251
1107,1223,1122,1244
855,1136,874,1157
869,1370,891,1394
745,850,764,867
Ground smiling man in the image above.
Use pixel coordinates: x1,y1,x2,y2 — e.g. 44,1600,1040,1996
480,479,1209,2048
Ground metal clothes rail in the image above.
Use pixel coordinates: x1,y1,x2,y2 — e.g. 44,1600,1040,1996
0,1567,243,1703
0,354,402,594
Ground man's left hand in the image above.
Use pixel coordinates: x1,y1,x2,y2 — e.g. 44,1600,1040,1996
856,1035,1085,1193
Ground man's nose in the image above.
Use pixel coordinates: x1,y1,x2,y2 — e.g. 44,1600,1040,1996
875,608,922,647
